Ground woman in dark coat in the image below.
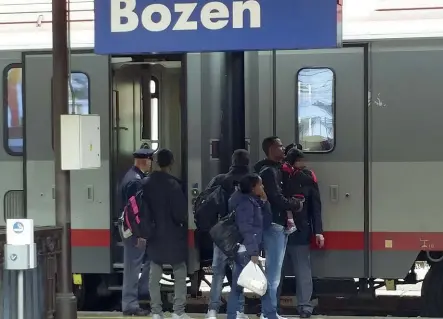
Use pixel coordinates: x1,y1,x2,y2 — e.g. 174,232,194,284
226,174,272,319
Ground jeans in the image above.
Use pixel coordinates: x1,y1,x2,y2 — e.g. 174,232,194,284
226,252,251,319
150,262,187,315
261,224,288,319
209,245,245,313
122,236,150,312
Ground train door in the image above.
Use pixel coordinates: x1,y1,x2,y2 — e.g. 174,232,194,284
22,52,111,274
245,46,366,278
0,52,25,226
111,58,183,270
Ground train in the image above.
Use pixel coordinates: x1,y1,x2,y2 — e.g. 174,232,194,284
2,0,443,317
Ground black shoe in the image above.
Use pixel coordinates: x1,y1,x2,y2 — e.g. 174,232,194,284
123,308,151,316
299,311,311,318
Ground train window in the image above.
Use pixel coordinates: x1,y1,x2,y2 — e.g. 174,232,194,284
297,68,335,152
150,77,159,151
4,65,23,155
68,73,90,114
51,72,90,150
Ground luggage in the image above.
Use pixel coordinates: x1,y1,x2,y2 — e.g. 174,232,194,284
209,211,243,259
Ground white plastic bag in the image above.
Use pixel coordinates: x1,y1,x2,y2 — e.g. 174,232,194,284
237,261,267,296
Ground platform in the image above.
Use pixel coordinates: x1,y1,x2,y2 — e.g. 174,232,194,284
77,314,426,319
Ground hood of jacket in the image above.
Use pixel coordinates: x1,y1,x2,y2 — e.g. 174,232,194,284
253,159,281,174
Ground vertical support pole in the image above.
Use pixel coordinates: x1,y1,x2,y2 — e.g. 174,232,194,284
219,52,246,173
17,270,24,319
52,0,77,318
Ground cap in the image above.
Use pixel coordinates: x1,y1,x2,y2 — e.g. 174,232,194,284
133,148,155,159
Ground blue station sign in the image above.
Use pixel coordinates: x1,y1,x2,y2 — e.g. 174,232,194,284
94,0,341,55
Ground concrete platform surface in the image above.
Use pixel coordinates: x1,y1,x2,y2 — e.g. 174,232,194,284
77,314,427,319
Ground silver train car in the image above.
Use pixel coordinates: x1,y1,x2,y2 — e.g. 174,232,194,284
2,0,443,316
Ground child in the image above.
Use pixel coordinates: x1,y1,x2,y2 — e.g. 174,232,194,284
281,147,316,234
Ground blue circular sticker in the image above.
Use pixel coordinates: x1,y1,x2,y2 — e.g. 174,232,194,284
12,222,24,234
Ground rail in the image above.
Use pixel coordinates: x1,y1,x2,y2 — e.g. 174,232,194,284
0,226,62,319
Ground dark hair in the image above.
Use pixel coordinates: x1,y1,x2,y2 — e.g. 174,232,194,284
285,143,303,155
262,136,279,156
156,148,174,168
239,173,261,194
232,149,250,167
285,148,304,165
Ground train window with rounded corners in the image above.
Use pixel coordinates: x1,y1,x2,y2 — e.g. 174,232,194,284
51,72,91,150
296,68,335,153
68,72,90,115
4,65,23,156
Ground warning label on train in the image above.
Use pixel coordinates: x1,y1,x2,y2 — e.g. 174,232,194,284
94,0,341,54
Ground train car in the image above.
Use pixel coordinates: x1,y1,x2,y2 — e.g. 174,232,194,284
2,0,443,316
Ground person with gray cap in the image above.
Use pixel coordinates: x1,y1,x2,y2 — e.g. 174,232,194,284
120,146,155,316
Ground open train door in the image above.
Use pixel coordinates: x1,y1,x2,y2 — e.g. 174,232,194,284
0,53,25,225
22,51,112,274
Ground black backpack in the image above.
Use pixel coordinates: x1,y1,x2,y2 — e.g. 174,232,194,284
121,187,155,240
193,183,228,232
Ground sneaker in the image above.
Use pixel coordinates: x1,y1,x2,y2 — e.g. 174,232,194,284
172,313,194,319
284,225,297,235
236,312,249,319
206,310,217,319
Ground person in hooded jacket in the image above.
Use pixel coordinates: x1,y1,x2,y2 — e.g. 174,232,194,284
226,173,272,319
254,137,304,319
143,149,193,319
206,149,250,319
279,147,324,318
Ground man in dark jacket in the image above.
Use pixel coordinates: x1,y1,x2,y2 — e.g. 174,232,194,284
143,149,192,319
254,137,303,319
120,147,155,316
280,147,324,318
206,149,250,319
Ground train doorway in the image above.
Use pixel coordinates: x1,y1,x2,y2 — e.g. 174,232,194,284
110,54,185,270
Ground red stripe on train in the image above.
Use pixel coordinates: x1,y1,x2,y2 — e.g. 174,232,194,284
70,229,443,251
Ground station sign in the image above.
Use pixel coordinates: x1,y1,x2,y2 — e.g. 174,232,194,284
94,0,341,55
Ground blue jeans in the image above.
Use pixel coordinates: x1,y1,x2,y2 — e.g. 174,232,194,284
227,252,251,319
261,224,288,319
209,245,245,312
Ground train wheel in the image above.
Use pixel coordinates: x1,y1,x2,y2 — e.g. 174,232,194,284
421,262,443,317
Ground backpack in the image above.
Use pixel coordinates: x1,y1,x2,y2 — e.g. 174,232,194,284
119,188,155,240
193,184,228,232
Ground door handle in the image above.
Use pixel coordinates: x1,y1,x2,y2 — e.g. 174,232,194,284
330,185,339,203
87,185,94,202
